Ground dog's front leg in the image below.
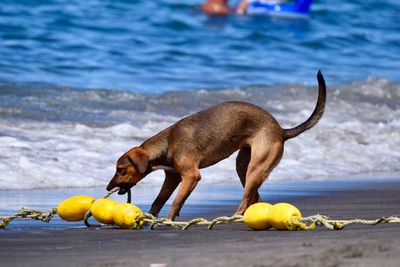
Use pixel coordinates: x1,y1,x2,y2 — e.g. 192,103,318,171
149,170,181,217
167,168,201,220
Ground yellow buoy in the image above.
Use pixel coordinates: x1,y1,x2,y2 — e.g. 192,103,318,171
243,202,273,230
267,203,302,230
57,195,95,222
91,198,118,224
112,203,144,229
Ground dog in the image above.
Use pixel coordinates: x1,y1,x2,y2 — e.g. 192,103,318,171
107,71,326,220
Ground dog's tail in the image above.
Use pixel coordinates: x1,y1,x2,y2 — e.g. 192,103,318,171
283,71,326,140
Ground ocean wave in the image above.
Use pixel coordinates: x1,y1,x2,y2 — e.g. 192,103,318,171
0,77,399,189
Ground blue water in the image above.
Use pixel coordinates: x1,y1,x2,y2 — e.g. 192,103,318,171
0,0,399,191
0,0,399,92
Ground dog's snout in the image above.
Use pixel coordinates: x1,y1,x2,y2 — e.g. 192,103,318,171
106,183,114,191
106,177,118,191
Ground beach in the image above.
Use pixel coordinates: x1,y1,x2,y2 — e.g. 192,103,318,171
1,175,400,267
1,0,399,266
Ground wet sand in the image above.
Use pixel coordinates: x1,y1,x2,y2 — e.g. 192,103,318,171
1,178,400,267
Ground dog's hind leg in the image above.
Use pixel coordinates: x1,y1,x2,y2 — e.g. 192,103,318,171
235,141,283,215
149,170,181,217
236,146,262,204
167,167,201,220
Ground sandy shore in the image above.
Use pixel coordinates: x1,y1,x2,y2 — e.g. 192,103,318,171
1,178,400,267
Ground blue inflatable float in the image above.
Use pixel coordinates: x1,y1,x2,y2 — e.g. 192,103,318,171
247,0,313,18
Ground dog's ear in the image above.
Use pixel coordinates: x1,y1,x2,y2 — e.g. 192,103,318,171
127,148,149,174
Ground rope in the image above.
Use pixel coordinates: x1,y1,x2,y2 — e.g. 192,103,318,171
130,213,400,231
286,214,400,231
0,208,58,229
208,215,243,230
132,213,244,230
101,187,120,199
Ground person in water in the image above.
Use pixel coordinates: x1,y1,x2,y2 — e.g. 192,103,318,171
201,0,230,15
202,0,287,15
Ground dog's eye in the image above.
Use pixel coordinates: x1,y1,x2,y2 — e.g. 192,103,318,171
116,167,124,175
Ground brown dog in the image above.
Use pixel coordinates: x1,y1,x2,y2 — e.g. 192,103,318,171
107,71,326,220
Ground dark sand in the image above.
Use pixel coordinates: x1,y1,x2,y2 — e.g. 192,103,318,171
1,179,400,267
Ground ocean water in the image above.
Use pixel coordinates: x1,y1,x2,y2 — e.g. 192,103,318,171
0,0,399,190
1,0,400,91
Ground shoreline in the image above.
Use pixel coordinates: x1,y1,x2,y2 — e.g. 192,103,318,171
1,172,400,229
1,174,400,266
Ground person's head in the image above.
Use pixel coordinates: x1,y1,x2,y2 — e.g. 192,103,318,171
202,0,229,15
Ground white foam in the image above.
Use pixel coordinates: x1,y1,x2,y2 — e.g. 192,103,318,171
0,79,399,189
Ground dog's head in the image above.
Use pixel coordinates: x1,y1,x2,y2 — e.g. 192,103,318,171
106,147,149,195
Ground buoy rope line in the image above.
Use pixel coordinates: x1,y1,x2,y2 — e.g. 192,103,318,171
130,213,244,230
0,207,58,229
1,187,400,230
288,214,400,231
82,188,244,230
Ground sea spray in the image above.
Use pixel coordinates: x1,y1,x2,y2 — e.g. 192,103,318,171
0,78,399,189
